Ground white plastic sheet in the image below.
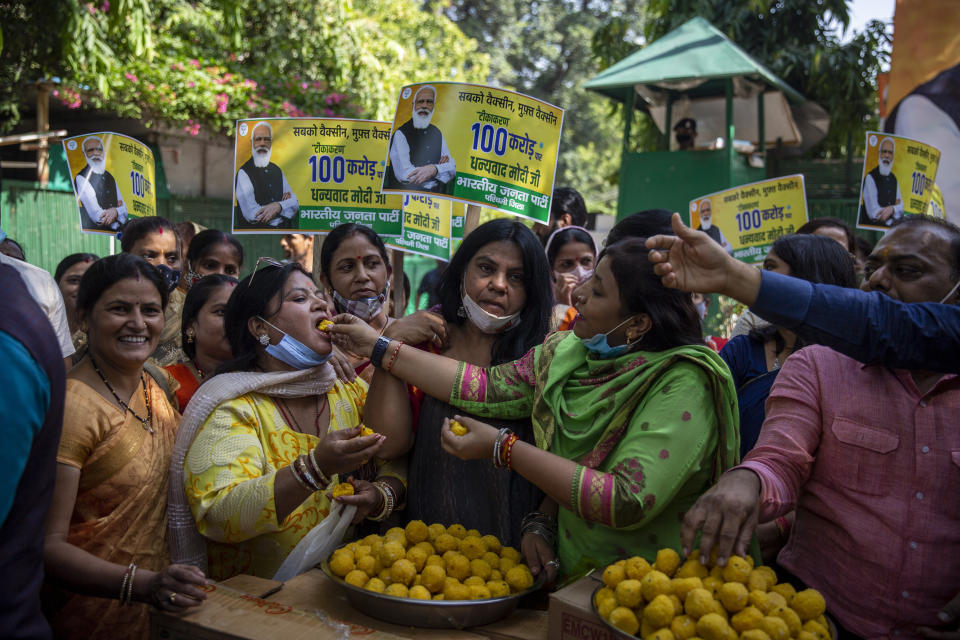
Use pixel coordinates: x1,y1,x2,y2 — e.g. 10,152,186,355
272,503,358,582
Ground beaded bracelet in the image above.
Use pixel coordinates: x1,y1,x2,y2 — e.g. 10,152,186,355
502,433,519,469
307,449,331,487
384,341,404,372
368,481,396,521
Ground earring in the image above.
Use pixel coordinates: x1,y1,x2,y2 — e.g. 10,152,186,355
186,331,195,344
457,304,467,319
258,334,270,346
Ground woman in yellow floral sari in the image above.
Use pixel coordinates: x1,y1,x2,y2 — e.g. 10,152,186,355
44,255,207,640
169,261,403,580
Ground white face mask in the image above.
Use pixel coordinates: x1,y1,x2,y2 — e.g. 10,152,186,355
554,265,594,287
461,288,521,334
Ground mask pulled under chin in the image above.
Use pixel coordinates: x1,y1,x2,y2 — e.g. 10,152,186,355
461,289,521,334
332,285,388,321
258,316,332,370
578,315,637,359
154,264,182,292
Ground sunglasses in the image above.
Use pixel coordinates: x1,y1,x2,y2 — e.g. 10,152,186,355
249,256,284,284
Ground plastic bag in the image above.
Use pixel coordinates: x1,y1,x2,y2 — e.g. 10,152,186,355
272,502,358,582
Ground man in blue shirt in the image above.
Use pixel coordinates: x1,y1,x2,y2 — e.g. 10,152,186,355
644,213,960,372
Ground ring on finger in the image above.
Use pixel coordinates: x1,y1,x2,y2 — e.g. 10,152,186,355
168,592,177,604
545,559,560,571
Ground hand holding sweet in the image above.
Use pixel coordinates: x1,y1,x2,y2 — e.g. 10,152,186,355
327,314,381,358
440,415,499,460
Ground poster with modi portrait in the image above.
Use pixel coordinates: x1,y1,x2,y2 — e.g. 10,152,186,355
856,131,941,231
62,132,156,236
231,117,403,236
381,82,564,225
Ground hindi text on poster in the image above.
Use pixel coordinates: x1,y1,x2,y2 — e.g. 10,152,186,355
382,82,563,224
690,175,808,265
232,118,402,236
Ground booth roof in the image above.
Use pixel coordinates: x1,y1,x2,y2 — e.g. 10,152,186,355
583,16,806,107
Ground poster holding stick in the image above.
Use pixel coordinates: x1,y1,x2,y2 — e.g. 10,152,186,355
232,118,403,236
690,174,808,265
63,132,156,235
452,205,466,239
382,82,563,224
390,249,405,317
463,204,481,237
856,131,940,231
386,194,453,261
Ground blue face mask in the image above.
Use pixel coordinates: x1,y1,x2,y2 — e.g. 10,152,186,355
258,317,332,370
579,315,638,359
155,264,181,292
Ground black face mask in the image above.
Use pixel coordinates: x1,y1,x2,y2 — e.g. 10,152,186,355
676,133,692,144
154,264,182,292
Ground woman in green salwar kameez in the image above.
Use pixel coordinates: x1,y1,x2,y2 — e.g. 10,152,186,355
330,238,738,581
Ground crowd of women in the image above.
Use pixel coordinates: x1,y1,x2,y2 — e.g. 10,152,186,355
35,195,865,638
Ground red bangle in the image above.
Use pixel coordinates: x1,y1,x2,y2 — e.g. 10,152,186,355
502,434,519,469
384,341,403,372
775,516,791,538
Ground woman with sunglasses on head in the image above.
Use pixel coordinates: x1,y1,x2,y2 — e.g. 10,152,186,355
332,238,738,583
43,254,207,639
169,261,402,581
358,219,553,549
120,216,185,367
544,226,597,333
163,275,237,411
319,223,447,384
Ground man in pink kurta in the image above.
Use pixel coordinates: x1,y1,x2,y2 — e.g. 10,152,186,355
682,216,960,640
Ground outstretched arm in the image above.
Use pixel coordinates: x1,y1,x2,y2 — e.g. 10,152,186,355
646,213,960,372
329,314,460,403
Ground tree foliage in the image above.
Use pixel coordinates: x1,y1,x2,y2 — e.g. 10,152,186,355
431,0,645,215
0,0,489,137
593,0,891,157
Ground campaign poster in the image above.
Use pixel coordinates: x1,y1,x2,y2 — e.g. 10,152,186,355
452,204,466,239
232,118,403,236
690,175,808,265
856,132,940,231
387,194,453,261
381,82,564,224
927,183,946,219
63,132,155,235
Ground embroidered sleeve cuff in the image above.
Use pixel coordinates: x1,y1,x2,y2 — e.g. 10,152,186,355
571,464,616,527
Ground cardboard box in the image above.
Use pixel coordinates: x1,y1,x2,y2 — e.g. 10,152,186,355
150,569,548,640
547,576,622,640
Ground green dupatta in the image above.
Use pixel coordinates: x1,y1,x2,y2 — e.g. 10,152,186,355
451,331,740,574
452,331,739,484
